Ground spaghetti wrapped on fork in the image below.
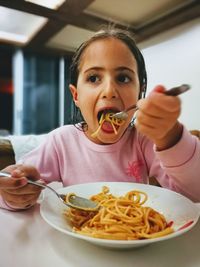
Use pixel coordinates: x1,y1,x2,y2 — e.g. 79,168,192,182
91,112,125,137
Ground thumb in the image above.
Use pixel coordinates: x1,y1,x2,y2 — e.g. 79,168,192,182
152,85,166,94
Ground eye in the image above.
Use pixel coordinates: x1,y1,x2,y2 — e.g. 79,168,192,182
117,74,131,83
87,74,100,83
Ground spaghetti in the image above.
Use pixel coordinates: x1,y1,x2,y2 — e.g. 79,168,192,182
64,186,174,240
91,112,125,137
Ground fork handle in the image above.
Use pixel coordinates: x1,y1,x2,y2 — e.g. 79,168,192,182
125,85,189,112
125,104,137,112
164,84,190,96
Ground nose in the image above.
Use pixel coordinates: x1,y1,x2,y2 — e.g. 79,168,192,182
102,79,118,99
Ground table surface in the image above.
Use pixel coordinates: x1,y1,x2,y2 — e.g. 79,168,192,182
1,198,200,267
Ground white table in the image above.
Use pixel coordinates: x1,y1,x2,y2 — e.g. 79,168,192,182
1,202,200,267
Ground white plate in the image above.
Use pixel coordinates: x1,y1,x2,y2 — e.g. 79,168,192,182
40,182,200,249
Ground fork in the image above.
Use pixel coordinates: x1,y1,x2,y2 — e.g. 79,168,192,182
111,84,190,120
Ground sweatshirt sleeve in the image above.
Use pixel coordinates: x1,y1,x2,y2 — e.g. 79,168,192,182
153,126,200,202
0,196,17,211
0,131,62,211
18,130,62,184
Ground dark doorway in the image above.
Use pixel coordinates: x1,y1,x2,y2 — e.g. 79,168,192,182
0,47,13,135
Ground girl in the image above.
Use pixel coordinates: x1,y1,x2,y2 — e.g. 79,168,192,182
0,27,199,210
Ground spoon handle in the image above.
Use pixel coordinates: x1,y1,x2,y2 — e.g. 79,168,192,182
27,180,61,198
0,171,11,178
0,171,50,192
27,179,47,189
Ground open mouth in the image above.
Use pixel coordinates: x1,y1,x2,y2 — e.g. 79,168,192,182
97,108,118,121
91,108,125,138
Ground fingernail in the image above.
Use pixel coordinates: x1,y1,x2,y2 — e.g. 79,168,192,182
12,169,21,176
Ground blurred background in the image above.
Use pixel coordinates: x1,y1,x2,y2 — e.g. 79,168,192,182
0,0,199,136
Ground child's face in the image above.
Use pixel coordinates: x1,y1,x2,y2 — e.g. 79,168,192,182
70,37,140,144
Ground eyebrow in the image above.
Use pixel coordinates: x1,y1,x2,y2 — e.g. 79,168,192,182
83,67,103,74
116,66,136,74
84,66,136,74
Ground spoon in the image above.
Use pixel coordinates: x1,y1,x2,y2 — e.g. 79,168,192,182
111,84,190,120
0,171,99,211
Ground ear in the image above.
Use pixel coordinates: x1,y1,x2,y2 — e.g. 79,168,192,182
69,84,79,106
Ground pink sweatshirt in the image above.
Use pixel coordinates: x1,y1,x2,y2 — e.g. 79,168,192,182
0,124,199,209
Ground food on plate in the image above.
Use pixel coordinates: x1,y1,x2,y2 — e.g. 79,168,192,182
64,186,174,240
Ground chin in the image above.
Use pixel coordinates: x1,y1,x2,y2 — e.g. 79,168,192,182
98,132,124,144
87,124,128,144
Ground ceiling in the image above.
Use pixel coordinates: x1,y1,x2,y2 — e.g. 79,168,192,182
0,0,199,56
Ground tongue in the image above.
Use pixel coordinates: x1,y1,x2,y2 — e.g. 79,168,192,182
101,121,114,133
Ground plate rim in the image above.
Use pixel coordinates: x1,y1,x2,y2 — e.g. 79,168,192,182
40,182,200,247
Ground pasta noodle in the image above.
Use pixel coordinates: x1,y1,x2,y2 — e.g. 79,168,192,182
91,112,125,137
64,186,174,240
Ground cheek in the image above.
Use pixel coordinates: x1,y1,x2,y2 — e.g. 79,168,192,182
77,90,92,107
76,83,97,107
122,89,138,105
76,91,95,119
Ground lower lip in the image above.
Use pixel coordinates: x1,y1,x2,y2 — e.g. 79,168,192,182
101,121,119,134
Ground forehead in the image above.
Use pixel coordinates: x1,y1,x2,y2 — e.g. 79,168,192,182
79,37,138,71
